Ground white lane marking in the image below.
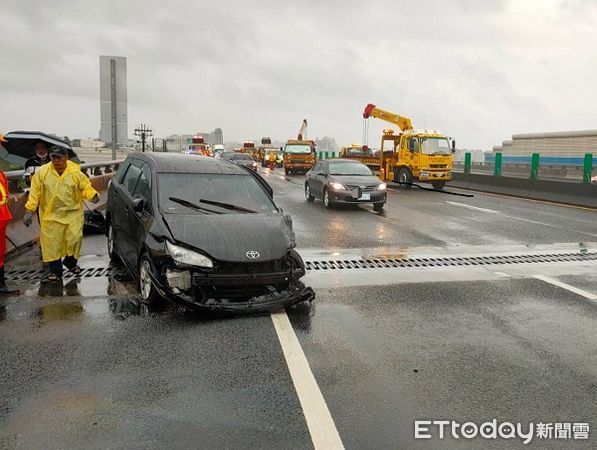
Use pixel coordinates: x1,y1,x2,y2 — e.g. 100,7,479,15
271,311,344,450
534,275,597,303
446,201,498,214
503,215,597,238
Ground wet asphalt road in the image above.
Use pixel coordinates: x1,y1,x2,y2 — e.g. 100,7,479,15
1,167,596,449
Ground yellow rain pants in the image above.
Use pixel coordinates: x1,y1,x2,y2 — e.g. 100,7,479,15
25,160,99,262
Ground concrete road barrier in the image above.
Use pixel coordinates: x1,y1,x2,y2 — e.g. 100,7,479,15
452,173,596,209
467,174,533,198
449,172,470,189
529,179,597,208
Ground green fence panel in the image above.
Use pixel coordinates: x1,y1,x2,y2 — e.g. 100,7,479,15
494,152,502,176
464,152,471,174
530,153,540,180
583,153,593,184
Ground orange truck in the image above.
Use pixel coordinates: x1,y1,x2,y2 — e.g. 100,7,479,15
188,135,212,156
283,120,317,175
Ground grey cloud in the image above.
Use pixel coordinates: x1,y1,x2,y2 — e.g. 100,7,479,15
1,0,596,149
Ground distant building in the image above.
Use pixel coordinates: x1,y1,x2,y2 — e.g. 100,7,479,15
99,56,128,145
213,128,224,145
165,129,224,152
493,130,597,156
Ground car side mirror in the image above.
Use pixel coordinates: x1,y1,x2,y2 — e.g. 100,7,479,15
284,214,293,230
132,197,145,212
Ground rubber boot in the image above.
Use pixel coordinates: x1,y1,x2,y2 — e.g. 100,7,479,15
0,267,19,295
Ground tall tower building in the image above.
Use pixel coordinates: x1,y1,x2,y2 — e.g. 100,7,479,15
99,56,128,144
213,128,224,145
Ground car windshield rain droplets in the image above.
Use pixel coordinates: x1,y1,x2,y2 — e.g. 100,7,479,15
159,173,278,214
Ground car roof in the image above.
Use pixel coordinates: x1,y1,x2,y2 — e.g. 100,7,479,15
127,152,247,174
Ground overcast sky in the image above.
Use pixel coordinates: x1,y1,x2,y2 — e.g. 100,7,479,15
1,0,596,149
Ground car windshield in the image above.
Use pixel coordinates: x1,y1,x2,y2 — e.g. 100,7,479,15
158,173,278,214
421,137,451,155
328,161,372,176
285,144,311,154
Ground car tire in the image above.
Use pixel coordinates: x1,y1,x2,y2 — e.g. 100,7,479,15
107,222,120,262
373,202,385,212
323,188,333,209
305,183,315,202
431,181,446,190
138,254,163,305
396,168,413,189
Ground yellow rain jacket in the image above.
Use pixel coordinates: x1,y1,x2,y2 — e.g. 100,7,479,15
25,160,99,262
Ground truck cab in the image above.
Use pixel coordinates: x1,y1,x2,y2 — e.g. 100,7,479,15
283,140,316,175
379,129,454,190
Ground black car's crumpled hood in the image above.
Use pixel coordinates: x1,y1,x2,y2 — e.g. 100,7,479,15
162,212,294,262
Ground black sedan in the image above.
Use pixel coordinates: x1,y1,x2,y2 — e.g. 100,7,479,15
305,159,387,211
221,152,258,171
106,153,313,313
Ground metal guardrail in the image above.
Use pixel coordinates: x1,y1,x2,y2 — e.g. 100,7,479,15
5,159,124,192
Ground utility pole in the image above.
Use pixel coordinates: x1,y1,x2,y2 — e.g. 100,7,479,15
134,124,152,152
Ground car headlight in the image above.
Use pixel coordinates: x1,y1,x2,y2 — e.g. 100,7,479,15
378,183,387,190
330,182,346,190
166,241,213,268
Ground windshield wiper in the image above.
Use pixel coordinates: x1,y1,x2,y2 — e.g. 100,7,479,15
199,198,258,213
169,197,223,214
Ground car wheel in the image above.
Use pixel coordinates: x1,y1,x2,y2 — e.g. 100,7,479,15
138,254,163,305
107,222,119,262
431,181,446,190
373,202,385,212
305,183,315,202
323,188,333,209
397,168,413,189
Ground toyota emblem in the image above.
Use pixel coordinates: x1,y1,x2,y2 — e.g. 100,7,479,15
246,250,260,260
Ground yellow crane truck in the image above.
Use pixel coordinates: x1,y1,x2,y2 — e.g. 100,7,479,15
363,104,454,189
339,144,380,173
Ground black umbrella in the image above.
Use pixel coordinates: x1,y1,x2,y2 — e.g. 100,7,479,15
2,131,80,162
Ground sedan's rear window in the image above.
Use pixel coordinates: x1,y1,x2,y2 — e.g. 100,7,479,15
158,173,278,214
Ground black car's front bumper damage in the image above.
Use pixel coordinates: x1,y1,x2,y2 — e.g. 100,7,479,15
154,257,314,314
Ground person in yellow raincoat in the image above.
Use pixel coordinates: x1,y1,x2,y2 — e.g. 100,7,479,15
268,151,277,170
23,146,99,281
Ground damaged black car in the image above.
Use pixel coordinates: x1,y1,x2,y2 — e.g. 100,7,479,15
106,153,314,313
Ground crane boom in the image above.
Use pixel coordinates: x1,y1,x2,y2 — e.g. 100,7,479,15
297,119,308,140
363,104,414,131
